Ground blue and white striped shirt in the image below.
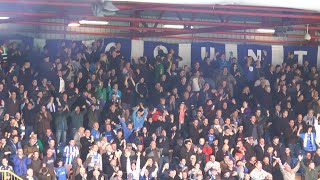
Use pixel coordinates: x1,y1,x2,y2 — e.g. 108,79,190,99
63,145,79,165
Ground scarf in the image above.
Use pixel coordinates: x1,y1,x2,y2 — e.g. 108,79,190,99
303,132,316,150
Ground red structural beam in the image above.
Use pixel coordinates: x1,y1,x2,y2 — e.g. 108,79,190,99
0,0,315,14
0,27,316,45
294,26,320,31
212,31,310,39
116,6,320,20
15,21,193,32
0,12,262,28
0,0,319,21
139,18,320,37
2,11,319,32
0,0,89,7
0,28,130,37
162,35,316,45
113,1,316,13
1,11,320,31
11,21,320,41
0,11,57,17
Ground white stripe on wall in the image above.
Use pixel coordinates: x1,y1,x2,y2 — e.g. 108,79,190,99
225,44,238,60
179,43,192,67
131,39,144,63
272,45,284,65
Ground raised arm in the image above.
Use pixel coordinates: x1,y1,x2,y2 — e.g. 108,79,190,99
136,152,141,174
125,148,133,174
140,162,147,177
119,116,127,128
298,155,306,171
297,126,303,136
132,109,138,121
292,161,300,173
142,107,148,119
151,162,159,178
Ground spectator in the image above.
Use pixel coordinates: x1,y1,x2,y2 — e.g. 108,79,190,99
63,139,79,174
249,161,272,180
80,130,93,161
132,103,148,130
29,151,41,177
1,40,320,180
275,157,300,180
298,125,316,153
299,154,320,180
0,158,13,172
13,148,31,177
55,160,67,180
24,168,38,180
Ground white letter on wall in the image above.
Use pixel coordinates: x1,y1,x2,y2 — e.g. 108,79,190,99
248,49,261,61
294,51,307,65
201,47,215,60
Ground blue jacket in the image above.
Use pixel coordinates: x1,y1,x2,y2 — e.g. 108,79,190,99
56,166,67,180
102,130,115,143
13,156,31,176
91,128,101,141
119,117,133,140
132,108,148,130
109,89,122,100
218,59,230,69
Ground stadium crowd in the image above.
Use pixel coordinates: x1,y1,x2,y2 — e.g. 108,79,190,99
0,39,319,180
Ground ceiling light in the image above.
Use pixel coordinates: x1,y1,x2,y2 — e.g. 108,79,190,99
163,24,193,29
0,17,10,20
68,22,80,27
256,29,275,33
304,24,311,41
164,24,184,29
79,20,109,25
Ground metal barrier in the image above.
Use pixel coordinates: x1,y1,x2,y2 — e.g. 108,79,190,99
0,170,23,180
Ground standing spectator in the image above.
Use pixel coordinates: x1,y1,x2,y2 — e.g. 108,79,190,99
55,160,67,180
132,103,148,130
24,168,39,180
0,158,13,174
42,149,55,177
36,106,52,139
299,154,320,180
70,105,87,137
275,157,300,180
29,151,41,178
80,130,93,161
54,105,70,146
6,91,20,117
13,148,31,177
298,125,316,154
23,138,39,158
249,161,272,180
63,139,79,174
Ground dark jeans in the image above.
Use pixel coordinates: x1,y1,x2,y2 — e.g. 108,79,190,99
25,125,34,139
159,156,170,171
288,143,301,158
56,130,67,146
